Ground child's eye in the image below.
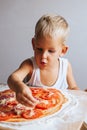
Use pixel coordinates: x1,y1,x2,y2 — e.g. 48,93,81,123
48,50,55,53
36,48,43,51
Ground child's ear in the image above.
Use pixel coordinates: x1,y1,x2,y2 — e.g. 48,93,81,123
60,45,69,56
32,38,36,50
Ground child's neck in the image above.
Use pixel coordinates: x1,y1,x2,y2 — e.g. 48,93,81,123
40,61,60,86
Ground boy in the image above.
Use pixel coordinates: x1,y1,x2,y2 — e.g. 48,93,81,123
7,14,79,107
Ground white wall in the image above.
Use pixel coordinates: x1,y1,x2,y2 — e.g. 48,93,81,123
0,0,87,90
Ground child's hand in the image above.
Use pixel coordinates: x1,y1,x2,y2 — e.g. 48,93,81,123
16,85,38,108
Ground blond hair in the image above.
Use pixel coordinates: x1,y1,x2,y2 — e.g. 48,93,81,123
35,14,70,42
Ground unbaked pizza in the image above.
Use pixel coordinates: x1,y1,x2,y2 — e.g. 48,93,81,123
0,87,68,122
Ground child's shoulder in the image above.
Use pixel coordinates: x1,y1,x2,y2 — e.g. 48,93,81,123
20,57,33,68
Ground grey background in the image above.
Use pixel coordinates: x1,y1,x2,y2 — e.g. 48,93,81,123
0,0,87,90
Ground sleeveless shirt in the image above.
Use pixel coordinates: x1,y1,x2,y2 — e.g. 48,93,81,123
26,57,68,89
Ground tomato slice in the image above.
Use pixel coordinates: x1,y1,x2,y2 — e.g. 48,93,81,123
7,100,18,106
31,87,43,96
40,91,59,100
22,109,43,119
36,98,57,109
0,112,13,121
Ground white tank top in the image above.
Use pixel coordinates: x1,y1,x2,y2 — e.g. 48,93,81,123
26,57,68,89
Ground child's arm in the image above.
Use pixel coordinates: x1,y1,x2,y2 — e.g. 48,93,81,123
67,62,79,90
7,59,38,107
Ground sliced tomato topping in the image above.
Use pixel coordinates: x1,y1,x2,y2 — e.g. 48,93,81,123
0,111,13,121
22,109,43,119
40,91,50,99
0,104,15,112
31,87,43,96
7,100,18,106
40,91,59,100
36,100,53,109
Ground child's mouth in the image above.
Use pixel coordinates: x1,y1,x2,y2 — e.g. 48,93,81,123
41,61,46,65
41,59,47,65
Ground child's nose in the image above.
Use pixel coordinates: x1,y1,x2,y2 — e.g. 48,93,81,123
42,51,48,58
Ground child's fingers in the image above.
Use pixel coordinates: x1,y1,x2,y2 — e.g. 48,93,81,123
21,97,36,107
26,88,39,103
16,87,39,107
18,92,39,107
17,94,36,107
25,92,39,104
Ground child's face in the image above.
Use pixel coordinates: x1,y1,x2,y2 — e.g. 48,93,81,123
32,36,67,70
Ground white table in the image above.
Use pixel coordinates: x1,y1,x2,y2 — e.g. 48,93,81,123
0,84,87,130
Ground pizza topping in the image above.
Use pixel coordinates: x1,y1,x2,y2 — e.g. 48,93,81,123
22,109,43,119
14,104,27,115
14,103,34,115
52,98,58,105
0,90,15,99
0,97,16,106
0,89,16,107
0,98,7,105
0,111,13,121
36,99,56,109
